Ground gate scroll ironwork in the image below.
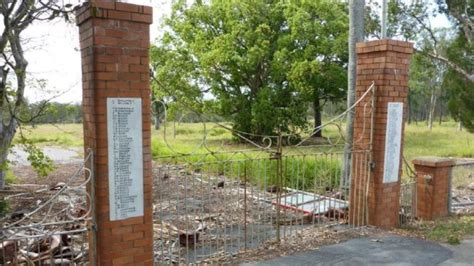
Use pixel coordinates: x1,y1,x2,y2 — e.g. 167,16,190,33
152,83,376,263
0,150,95,265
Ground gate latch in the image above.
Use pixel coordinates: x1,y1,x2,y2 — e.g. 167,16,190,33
369,161,375,171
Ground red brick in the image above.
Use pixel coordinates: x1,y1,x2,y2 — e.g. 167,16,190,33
349,39,413,229
143,6,153,15
131,13,153,24
78,3,154,264
116,2,140,13
108,10,131,20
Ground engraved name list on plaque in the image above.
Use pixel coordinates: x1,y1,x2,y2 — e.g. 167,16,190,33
107,98,144,221
382,102,404,183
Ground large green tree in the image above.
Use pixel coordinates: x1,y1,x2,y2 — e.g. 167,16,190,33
151,0,348,138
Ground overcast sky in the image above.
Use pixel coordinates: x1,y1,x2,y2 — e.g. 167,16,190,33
23,0,450,104
24,0,171,104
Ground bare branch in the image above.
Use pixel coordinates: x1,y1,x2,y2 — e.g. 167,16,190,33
415,48,474,83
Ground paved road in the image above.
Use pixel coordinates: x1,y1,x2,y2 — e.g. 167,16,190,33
243,236,474,266
8,146,82,165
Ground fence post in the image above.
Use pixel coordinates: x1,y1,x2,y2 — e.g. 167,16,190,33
76,2,154,265
412,157,455,220
275,134,283,242
349,40,413,228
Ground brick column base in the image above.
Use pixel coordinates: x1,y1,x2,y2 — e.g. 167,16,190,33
413,157,455,220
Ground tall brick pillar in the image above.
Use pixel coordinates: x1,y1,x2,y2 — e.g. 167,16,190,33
76,2,153,265
349,40,413,228
413,157,455,220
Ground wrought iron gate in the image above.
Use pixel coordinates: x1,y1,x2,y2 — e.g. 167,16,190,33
0,151,95,265
152,85,375,263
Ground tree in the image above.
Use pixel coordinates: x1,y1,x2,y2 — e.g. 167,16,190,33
284,1,348,137
151,0,349,139
342,0,365,188
0,0,73,188
409,47,446,130
438,1,473,131
387,0,473,131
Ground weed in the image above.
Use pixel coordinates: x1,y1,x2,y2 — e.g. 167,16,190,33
409,216,474,245
0,199,9,218
5,170,18,184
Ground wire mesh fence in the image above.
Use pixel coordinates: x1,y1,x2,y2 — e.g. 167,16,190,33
399,180,417,226
450,160,474,214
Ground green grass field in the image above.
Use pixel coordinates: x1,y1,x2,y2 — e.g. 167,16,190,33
151,120,474,161
18,121,473,162
17,120,473,188
15,124,83,147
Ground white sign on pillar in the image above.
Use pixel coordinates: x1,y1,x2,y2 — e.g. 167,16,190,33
383,102,404,183
107,98,144,221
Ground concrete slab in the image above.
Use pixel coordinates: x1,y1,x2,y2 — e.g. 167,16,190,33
242,236,458,266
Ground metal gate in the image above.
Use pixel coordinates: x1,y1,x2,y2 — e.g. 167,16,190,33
0,151,95,265
152,85,375,263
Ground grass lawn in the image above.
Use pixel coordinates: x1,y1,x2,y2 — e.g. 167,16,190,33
15,120,473,188
150,120,474,162
405,215,474,244
16,121,474,162
15,124,83,147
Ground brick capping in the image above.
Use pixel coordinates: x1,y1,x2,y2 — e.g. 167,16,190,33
76,2,153,26
412,157,455,168
356,39,414,54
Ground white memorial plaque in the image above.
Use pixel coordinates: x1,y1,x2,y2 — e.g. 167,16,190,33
383,102,404,183
107,98,144,221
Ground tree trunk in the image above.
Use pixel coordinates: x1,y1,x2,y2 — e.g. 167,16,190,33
342,0,365,189
0,126,15,189
438,104,443,125
407,91,412,124
0,151,8,189
428,88,437,131
312,95,322,138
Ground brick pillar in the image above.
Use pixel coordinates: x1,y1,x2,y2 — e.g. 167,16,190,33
76,2,153,265
413,157,455,220
349,40,413,228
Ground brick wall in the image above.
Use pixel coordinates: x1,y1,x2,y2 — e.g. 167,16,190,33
349,40,413,228
76,2,153,265
413,158,454,220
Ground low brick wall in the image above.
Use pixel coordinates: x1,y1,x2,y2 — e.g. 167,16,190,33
413,157,455,220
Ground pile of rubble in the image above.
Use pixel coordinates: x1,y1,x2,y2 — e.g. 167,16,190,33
152,165,348,263
1,182,90,265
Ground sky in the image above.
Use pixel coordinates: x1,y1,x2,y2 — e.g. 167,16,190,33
24,0,172,104
23,0,450,104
